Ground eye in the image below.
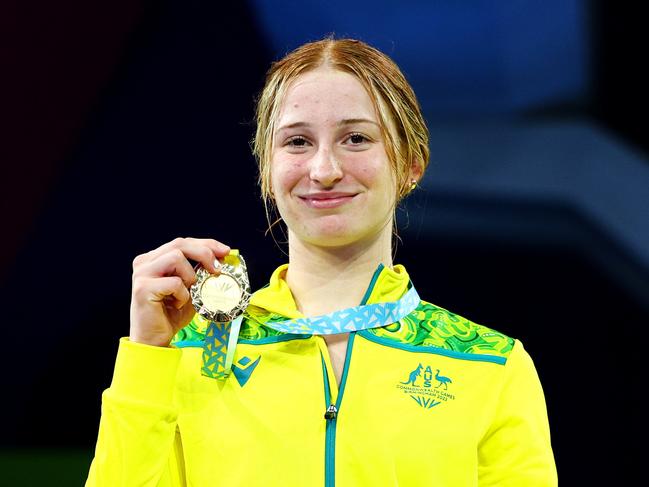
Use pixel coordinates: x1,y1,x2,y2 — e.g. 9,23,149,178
346,132,370,145
286,136,310,147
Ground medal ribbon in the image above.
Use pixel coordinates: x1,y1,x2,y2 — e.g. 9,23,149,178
201,285,420,380
201,316,243,380
265,285,420,334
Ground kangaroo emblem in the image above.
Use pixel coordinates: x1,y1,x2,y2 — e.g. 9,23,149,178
401,364,423,386
435,369,453,390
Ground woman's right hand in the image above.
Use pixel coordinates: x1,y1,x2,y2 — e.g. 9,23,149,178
129,237,231,347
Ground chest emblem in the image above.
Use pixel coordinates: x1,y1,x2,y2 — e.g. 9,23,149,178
397,363,456,409
231,355,261,387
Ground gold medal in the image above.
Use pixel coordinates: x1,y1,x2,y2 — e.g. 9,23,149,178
190,250,251,323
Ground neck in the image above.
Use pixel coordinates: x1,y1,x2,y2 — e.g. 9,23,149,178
286,229,393,317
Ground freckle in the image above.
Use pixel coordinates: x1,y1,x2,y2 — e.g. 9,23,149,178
293,104,299,108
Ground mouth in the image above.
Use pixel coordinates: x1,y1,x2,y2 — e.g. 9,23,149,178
298,192,358,209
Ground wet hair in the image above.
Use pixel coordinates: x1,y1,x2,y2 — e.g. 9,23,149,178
252,36,430,211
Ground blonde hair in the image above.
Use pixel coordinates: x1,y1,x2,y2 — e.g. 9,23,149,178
252,37,430,208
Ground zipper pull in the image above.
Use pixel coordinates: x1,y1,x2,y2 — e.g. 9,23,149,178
324,404,338,420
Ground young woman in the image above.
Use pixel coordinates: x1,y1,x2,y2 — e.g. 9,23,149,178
86,38,557,486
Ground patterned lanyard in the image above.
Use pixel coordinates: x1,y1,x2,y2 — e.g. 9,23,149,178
201,285,420,380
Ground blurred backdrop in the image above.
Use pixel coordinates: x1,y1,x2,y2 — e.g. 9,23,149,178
2,0,648,485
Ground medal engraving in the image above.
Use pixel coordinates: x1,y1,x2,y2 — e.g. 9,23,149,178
200,274,242,313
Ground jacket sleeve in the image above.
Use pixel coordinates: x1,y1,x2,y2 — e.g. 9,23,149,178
85,337,186,487
478,339,558,486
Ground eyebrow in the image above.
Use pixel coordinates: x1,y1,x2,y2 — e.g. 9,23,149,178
276,118,379,132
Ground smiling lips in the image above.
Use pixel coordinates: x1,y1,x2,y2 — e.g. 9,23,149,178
298,192,358,209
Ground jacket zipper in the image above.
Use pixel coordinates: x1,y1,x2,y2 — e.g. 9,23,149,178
322,332,356,487
320,264,381,487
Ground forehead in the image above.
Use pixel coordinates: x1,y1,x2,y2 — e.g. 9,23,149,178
276,67,377,126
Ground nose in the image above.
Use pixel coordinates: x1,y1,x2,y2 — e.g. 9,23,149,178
309,146,343,187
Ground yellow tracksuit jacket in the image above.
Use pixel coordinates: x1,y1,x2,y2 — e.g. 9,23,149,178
86,264,557,486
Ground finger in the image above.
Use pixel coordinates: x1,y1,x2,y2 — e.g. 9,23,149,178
134,238,230,270
197,238,232,261
133,276,191,310
134,248,198,287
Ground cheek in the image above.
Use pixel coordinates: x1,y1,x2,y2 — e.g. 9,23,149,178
270,157,306,194
359,165,381,180
351,155,396,190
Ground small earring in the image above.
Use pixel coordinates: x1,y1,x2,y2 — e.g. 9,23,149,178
409,179,417,191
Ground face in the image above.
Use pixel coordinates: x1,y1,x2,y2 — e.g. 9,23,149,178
270,67,397,248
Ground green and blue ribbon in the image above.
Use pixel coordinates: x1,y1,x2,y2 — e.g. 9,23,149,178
201,286,420,380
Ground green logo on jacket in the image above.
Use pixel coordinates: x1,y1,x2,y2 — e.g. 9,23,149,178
398,363,455,409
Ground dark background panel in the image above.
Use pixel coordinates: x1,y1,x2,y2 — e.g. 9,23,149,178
1,0,276,447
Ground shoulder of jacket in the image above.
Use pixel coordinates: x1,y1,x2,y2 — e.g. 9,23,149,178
363,300,516,364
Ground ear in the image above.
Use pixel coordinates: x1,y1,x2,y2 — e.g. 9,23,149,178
408,159,424,184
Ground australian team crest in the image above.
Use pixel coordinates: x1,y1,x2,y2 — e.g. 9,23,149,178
396,363,456,410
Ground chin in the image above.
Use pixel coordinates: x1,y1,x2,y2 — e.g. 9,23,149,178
301,224,383,249
285,210,392,248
